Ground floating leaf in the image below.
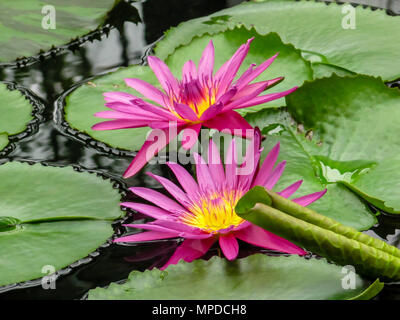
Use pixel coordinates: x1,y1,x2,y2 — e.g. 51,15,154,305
285,75,400,213
156,0,400,80
0,0,119,63
88,254,380,300
245,108,377,230
0,133,8,152
0,83,35,151
64,66,154,151
0,162,123,286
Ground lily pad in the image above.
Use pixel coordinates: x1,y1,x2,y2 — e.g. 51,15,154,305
0,134,8,152
0,83,34,151
285,75,400,214
155,0,400,80
88,254,381,300
245,107,377,231
0,162,123,286
64,28,312,150
64,66,154,151
0,0,119,63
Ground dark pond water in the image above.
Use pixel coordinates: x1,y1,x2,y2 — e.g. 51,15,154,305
0,0,399,300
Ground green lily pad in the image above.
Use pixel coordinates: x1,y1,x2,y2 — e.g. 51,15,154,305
155,0,400,80
88,254,381,300
246,108,377,230
285,75,400,214
0,83,35,151
64,27,312,150
0,0,119,63
64,66,155,151
0,133,8,152
0,162,123,286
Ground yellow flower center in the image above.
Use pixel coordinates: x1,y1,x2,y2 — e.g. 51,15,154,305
180,190,244,233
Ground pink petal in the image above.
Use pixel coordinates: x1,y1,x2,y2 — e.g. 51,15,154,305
103,91,136,103
124,78,168,106
129,186,186,214
224,138,238,190
264,160,286,190
94,110,157,121
152,220,211,239
174,103,199,121
207,139,225,186
232,77,284,102
198,40,215,81
104,102,167,119
146,172,189,205
216,38,254,98
181,124,201,150
91,119,150,130
132,98,178,121
278,180,303,198
292,189,327,206
223,81,270,111
203,110,253,136
120,202,176,221
114,230,179,243
252,142,280,187
234,224,306,255
182,60,197,81
234,87,298,110
123,127,180,178
161,237,216,270
238,128,261,189
216,87,238,106
235,53,279,89
219,234,239,260
147,56,180,96
193,152,216,192
167,162,201,198
123,223,182,234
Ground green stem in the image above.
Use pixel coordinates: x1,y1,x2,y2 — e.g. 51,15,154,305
238,202,400,281
264,188,400,259
235,186,400,281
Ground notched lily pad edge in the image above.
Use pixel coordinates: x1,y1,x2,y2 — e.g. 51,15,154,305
0,159,131,293
54,77,141,156
155,0,398,61
85,254,384,300
0,82,45,157
0,0,141,68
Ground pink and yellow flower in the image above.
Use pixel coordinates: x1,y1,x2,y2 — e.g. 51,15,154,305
92,38,297,178
115,129,326,269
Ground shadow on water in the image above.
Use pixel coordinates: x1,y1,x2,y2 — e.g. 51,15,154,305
0,0,399,300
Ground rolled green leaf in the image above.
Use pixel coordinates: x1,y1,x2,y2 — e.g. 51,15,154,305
264,188,400,259
237,202,400,281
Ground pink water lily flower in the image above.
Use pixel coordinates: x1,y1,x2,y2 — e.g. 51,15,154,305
92,38,297,178
115,129,326,269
